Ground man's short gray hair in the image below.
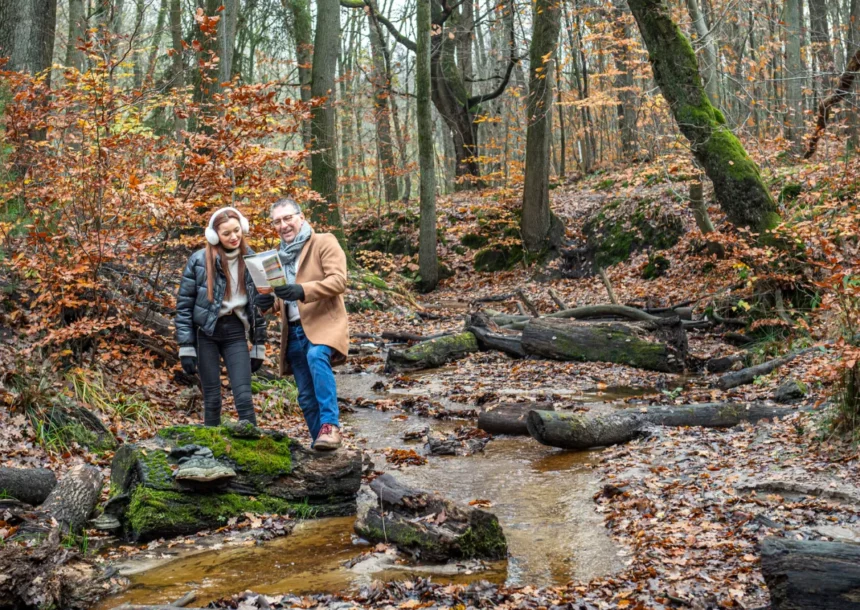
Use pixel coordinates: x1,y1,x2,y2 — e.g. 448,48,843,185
271,197,302,217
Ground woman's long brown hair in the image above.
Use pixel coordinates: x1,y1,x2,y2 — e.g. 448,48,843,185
205,209,248,303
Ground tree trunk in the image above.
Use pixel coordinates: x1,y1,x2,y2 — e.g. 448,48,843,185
809,0,835,80
169,0,186,135
0,0,58,85
846,0,860,151
521,0,563,253
309,0,346,241
521,318,688,373
354,473,507,562
286,0,313,149
627,0,780,233
143,0,169,85
368,12,399,203
66,0,87,70
478,402,554,436
611,0,638,157
219,0,238,84
0,467,57,506
685,0,719,104
716,347,817,390
40,465,102,533
527,403,796,450
783,0,805,153
760,537,860,610
385,332,478,373
191,0,221,115
417,0,439,292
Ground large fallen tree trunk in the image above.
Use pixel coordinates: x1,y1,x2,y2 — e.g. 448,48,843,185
478,401,554,435
107,423,361,541
760,537,860,609
522,317,688,372
717,347,819,390
467,325,525,358
385,331,479,373
527,403,796,450
0,467,57,505
354,473,507,562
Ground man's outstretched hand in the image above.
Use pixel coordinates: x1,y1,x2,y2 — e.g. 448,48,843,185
274,284,305,302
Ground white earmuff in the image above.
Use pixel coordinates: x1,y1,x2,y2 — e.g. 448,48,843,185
206,207,250,246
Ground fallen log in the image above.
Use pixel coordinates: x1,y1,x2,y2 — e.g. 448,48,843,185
41,464,103,533
478,401,554,435
467,325,525,358
0,467,57,505
760,537,860,609
107,423,361,541
717,347,819,390
527,402,796,450
384,331,479,373
522,317,688,373
354,473,507,562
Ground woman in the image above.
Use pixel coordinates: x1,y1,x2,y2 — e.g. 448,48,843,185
174,207,275,426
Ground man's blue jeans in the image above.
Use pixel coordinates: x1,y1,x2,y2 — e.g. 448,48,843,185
286,324,339,443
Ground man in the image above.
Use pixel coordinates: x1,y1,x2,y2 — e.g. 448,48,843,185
269,197,348,450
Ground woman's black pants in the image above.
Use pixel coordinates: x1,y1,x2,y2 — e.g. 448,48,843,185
197,315,256,426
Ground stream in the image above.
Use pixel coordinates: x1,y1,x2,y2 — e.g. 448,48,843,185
98,371,650,608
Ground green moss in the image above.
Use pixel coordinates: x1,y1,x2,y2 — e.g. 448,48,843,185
642,254,670,280
474,244,523,272
127,487,296,539
584,199,684,268
779,183,802,203
457,520,507,560
139,448,174,489
159,425,292,477
461,233,489,249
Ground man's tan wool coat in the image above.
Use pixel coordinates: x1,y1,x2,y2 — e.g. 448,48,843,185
278,231,349,376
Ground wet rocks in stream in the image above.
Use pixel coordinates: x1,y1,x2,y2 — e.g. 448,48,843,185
355,473,507,562
426,427,490,456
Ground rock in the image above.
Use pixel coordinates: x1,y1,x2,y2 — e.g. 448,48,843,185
773,379,806,403
108,424,362,541
174,457,237,483
403,425,429,441
354,473,507,562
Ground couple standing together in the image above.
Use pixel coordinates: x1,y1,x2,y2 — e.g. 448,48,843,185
174,198,347,450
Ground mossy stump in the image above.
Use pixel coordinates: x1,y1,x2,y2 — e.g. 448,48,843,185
355,474,507,562
108,423,362,541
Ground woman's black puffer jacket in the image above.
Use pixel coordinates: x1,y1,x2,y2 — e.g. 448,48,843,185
174,248,267,350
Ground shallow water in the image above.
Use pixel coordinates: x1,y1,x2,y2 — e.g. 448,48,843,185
99,371,631,607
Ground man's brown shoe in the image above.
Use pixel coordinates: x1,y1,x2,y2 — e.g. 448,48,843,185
314,424,341,451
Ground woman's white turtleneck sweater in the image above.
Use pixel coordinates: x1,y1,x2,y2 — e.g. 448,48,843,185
220,248,250,329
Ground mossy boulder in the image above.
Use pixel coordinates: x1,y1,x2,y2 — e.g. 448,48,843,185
355,474,507,562
583,198,684,268
642,254,671,279
473,244,524,272
348,212,419,256
108,423,361,541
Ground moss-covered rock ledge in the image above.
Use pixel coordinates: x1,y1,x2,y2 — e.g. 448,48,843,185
106,422,362,541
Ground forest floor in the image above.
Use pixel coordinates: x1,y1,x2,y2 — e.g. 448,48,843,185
2,154,859,609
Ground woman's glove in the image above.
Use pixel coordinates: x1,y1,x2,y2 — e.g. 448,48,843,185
274,284,305,302
256,292,275,311
251,358,264,373
181,356,198,375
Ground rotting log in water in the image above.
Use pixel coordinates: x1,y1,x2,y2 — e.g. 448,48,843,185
478,401,555,435
521,317,688,373
384,331,479,373
107,423,362,541
527,403,796,450
760,537,860,609
355,473,507,562
0,467,57,505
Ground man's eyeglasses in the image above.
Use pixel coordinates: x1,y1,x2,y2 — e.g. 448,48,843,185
271,214,298,227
